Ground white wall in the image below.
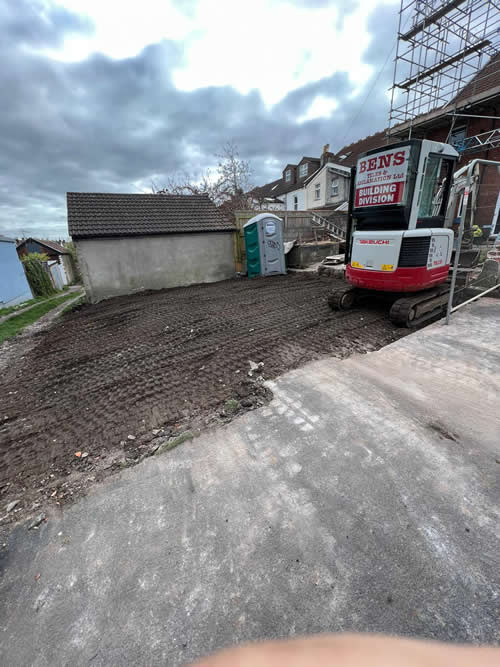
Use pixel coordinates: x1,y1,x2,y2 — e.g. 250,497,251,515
283,188,306,211
249,197,284,211
76,232,235,303
306,165,350,209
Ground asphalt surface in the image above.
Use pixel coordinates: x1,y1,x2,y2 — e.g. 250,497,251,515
1,299,499,665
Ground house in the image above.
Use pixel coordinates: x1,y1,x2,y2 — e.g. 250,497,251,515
67,192,237,303
247,179,285,210
16,237,75,287
388,52,500,235
329,130,388,169
249,155,321,211
250,145,354,213
0,235,32,307
328,52,500,236
280,156,321,210
304,158,351,210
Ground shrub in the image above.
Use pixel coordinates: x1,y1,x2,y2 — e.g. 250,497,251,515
65,241,82,283
21,253,57,298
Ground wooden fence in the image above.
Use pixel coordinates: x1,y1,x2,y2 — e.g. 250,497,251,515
233,210,340,273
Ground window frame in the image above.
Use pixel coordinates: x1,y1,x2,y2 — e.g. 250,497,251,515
450,125,467,151
331,177,339,197
416,154,455,221
314,183,321,200
285,169,292,182
299,163,308,178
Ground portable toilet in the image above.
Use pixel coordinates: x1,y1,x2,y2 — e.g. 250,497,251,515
243,213,286,278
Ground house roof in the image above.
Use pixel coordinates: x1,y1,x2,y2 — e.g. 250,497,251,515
252,156,322,199
452,52,500,106
303,161,351,185
298,156,320,165
331,130,388,167
250,178,283,199
67,193,235,239
250,177,302,199
16,237,69,254
329,55,500,159
388,53,500,137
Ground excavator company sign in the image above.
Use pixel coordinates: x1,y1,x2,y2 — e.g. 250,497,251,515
355,147,410,208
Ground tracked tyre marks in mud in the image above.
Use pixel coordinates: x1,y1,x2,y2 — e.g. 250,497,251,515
0,275,408,521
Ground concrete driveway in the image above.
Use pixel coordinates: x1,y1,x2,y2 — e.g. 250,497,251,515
1,300,499,665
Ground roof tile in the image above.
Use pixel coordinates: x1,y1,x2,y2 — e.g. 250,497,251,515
67,193,235,239
331,130,388,167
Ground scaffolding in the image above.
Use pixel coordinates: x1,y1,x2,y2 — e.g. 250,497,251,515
388,0,500,137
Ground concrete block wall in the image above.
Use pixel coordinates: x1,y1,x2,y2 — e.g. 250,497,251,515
75,232,235,303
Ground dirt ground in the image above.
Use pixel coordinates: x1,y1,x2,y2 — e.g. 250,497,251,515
0,275,409,525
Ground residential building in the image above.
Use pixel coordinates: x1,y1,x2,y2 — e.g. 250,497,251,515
329,130,388,169
247,179,286,210
305,160,351,210
250,156,320,211
0,235,32,307
67,193,236,302
327,53,500,234
250,147,353,212
16,237,75,287
388,52,500,234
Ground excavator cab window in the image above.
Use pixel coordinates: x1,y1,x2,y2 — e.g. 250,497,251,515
417,156,454,226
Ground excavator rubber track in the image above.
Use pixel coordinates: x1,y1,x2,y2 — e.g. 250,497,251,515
389,285,450,327
327,284,358,311
328,282,452,328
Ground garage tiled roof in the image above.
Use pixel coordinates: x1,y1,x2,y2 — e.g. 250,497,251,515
67,192,235,239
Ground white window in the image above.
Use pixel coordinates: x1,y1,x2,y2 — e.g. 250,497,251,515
314,183,320,200
331,177,339,197
293,196,298,211
299,163,308,178
285,169,291,182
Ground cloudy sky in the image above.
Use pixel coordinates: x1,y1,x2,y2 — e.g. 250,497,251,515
0,0,400,239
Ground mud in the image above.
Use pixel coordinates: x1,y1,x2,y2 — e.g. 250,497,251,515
0,275,409,525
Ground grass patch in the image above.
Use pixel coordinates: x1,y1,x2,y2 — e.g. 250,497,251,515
0,296,43,317
0,293,78,343
0,290,75,317
155,431,195,456
224,398,240,414
60,296,85,315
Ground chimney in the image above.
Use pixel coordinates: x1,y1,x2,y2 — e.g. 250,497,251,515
320,143,330,167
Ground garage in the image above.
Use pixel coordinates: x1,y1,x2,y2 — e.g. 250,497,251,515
67,192,236,302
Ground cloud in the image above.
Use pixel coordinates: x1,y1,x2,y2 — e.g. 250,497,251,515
0,0,93,48
0,0,399,238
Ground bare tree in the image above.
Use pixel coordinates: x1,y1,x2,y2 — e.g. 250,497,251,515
155,142,253,216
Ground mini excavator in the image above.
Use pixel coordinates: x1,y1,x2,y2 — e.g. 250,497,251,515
328,138,491,326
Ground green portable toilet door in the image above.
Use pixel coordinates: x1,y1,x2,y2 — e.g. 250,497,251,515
244,223,261,277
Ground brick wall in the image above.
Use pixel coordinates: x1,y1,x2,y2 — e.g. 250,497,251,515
426,108,500,231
